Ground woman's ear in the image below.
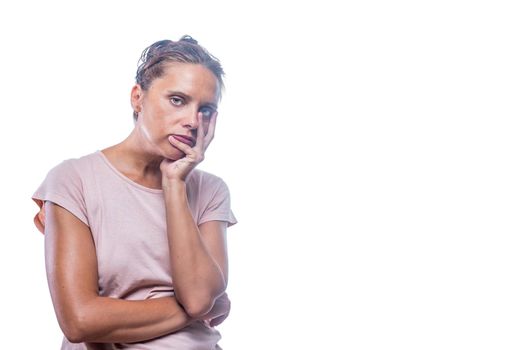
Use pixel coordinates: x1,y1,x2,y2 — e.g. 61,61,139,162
130,84,144,115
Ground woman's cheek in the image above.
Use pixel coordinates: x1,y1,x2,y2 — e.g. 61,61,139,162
139,123,152,141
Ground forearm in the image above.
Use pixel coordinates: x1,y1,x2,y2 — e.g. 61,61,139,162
163,182,226,316
44,201,195,344
66,296,192,344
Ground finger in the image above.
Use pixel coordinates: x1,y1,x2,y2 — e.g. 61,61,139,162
195,112,205,149
168,135,194,156
203,111,218,150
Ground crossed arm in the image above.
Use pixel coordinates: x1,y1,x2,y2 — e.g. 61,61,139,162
163,181,228,318
44,200,230,344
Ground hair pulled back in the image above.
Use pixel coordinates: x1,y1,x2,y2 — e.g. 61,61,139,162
133,35,225,120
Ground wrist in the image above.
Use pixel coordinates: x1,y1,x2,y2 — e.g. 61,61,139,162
162,178,186,192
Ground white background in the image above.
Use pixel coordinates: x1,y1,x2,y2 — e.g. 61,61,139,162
1,0,523,349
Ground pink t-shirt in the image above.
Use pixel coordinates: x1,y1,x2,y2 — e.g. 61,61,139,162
32,151,237,350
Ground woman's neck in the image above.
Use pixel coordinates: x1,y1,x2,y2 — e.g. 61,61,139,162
101,132,165,190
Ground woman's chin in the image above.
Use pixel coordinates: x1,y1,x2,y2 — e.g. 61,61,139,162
164,146,185,161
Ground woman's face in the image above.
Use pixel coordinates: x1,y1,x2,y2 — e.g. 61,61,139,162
132,62,219,160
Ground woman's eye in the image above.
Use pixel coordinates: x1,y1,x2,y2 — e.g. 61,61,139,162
200,107,215,118
170,96,184,106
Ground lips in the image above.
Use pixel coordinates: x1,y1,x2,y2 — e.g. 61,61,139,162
171,134,195,147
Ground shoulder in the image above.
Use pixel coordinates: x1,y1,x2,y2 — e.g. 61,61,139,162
186,169,233,207
49,151,99,174
188,169,237,227
188,168,230,193
188,169,233,206
32,152,99,229
41,151,101,190
189,168,225,184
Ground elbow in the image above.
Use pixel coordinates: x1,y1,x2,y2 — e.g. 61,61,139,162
61,320,87,343
183,297,215,318
176,280,227,318
59,309,93,343
180,288,225,318
63,328,85,344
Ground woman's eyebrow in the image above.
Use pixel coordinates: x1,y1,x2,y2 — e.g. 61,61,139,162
167,90,191,99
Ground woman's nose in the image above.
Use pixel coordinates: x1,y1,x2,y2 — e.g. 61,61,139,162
183,110,200,130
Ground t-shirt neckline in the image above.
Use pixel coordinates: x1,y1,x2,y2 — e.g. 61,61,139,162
95,150,164,195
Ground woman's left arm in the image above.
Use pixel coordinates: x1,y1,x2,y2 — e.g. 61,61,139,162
163,183,228,318
160,111,230,318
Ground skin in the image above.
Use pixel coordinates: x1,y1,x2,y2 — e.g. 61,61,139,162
44,62,230,344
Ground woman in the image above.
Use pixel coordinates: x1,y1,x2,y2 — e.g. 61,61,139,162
32,36,237,350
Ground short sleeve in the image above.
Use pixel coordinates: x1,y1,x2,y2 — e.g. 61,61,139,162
199,177,238,228
32,160,89,234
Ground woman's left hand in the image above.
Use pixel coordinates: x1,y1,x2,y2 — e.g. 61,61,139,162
160,111,217,184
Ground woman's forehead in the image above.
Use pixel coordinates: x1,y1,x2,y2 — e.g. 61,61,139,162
153,62,219,101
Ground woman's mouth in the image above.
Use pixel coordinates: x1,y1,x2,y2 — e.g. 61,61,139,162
171,134,195,147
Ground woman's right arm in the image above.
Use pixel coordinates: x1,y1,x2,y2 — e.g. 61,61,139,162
44,201,197,344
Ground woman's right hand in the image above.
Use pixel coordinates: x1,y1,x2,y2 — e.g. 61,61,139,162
200,292,231,327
